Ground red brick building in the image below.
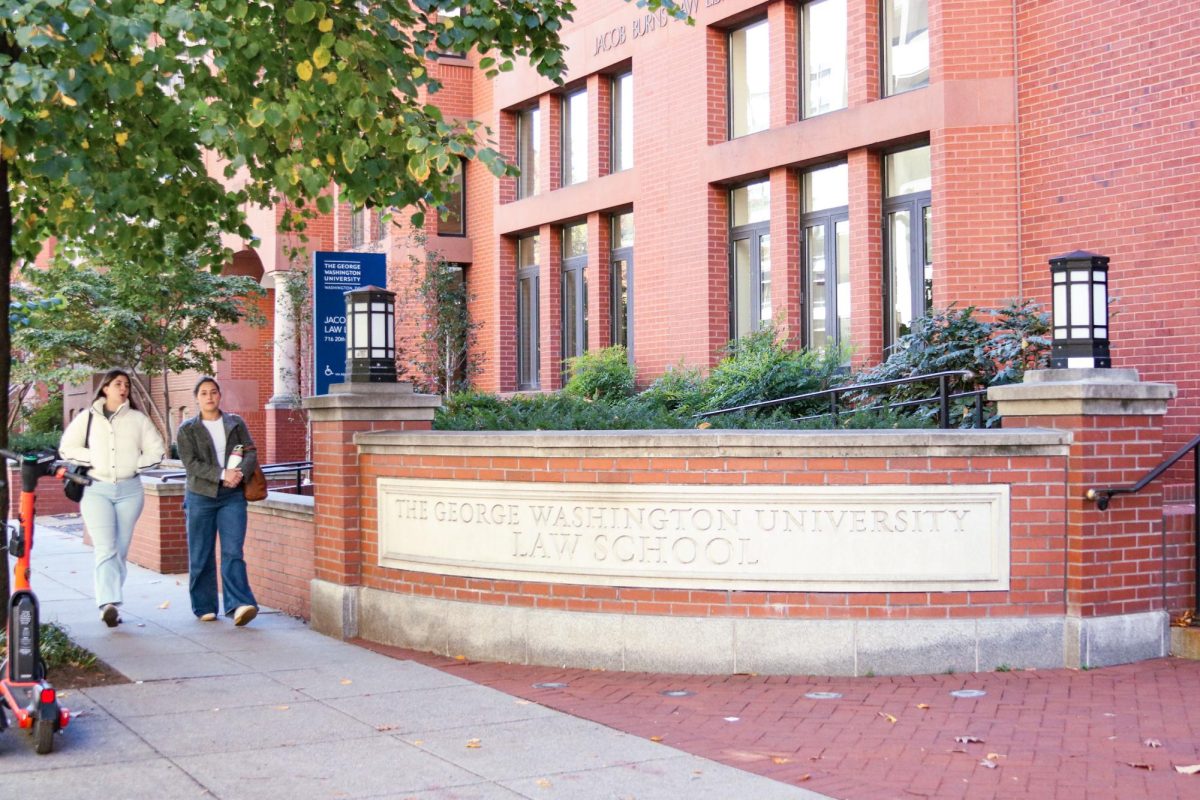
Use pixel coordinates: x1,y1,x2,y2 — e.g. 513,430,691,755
374,0,1200,454
70,1,1196,468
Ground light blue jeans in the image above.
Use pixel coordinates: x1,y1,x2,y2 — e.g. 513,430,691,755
79,477,145,608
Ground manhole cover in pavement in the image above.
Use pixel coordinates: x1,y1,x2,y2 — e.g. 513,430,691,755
660,689,696,697
532,682,569,689
950,689,987,698
805,691,843,700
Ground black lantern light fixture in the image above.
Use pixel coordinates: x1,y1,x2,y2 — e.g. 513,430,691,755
344,285,397,383
1050,251,1110,369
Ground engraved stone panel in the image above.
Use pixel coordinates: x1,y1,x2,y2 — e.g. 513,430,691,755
377,479,1009,591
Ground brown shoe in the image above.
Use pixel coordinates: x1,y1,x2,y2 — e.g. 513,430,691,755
198,613,218,622
233,605,258,626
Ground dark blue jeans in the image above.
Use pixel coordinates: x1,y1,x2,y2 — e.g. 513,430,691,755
185,487,257,617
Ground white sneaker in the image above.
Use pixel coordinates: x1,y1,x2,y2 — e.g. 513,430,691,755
100,604,119,627
233,605,257,627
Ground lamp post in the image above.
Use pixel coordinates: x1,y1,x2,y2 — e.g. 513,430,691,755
344,285,397,383
1050,251,1110,369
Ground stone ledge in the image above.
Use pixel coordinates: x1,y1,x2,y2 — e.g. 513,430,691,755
317,583,1165,675
354,427,1071,459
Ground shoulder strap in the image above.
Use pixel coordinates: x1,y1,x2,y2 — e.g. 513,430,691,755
85,410,93,447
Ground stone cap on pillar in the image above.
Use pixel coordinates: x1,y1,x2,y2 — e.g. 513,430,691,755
988,368,1176,417
302,381,442,423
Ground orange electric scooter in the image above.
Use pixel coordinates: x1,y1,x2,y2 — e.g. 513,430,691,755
0,449,82,754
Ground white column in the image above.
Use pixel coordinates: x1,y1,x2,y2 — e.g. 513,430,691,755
268,270,301,406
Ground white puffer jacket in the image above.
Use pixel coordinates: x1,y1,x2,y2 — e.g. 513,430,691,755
58,400,165,483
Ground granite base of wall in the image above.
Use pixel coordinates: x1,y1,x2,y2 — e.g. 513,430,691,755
311,581,1169,675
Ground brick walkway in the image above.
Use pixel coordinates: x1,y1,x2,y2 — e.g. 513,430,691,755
358,643,1200,800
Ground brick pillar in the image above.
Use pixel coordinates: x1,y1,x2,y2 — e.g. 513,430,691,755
302,382,440,639
265,404,308,463
991,368,1176,667
129,480,188,574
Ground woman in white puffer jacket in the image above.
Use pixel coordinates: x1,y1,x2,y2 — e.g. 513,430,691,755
59,369,165,627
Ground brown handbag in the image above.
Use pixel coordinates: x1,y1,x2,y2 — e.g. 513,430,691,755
243,464,268,502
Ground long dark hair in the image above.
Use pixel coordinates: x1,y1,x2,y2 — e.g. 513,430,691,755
93,369,139,410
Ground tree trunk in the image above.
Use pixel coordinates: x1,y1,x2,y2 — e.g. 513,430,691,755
161,349,173,450
1,154,14,622
129,370,168,446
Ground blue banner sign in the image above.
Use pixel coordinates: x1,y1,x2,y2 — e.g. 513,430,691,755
313,251,387,395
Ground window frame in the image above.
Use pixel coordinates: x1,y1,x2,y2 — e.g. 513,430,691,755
728,180,772,340
801,0,848,119
881,0,930,98
561,87,589,187
611,70,634,173
882,145,933,347
516,235,541,390
610,211,634,359
727,17,770,140
560,222,589,377
801,162,850,355
516,106,541,200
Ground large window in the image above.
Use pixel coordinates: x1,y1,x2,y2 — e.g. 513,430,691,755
802,162,849,355
562,88,589,186
883,0,929,96
612,71,633,172
729,20,770,138
517,235,540,389
730,181,771,339
884,145,932,346
516,106,541,199
803,0,847,118
437,159,465,236
610,212,634,355
561,223,588,372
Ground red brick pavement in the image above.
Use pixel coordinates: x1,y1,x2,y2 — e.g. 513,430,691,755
355,643,1200,800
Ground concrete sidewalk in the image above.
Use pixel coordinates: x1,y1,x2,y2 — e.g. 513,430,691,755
0,516,829,800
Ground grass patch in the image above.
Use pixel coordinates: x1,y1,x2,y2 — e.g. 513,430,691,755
0,621,98,671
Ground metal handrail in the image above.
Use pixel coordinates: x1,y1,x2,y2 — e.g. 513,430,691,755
695,369,981,429
1087,433,1200,623
159,460,313,495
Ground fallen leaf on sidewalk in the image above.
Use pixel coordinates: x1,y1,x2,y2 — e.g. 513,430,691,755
1127,762,1154,770
955,735,984,744
987,753,1004,760
878,712,897,724
465,738,482,749
535,779,552,788
275,705,289,711
649,736,664,742
771,756,790,765
375,724,396,732
158,600,170,609
1174,764,1200,775
798,774,812,782
340,679,353,685
1144,739,1163,748
917,703,930,710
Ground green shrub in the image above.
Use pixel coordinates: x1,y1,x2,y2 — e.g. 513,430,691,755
700,325,846,419
0,622,97,671
850,302,1050,428
9,430,62,454
563,346,635,401
638,363,705,416
24,394,63,434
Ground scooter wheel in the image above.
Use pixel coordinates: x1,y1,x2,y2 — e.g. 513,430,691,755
33,717,54,754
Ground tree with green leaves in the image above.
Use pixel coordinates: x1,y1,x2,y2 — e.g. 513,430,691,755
13,239,265,446
1,0,688,610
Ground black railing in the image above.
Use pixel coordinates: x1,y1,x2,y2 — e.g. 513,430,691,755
1087,434,1200,622
696,370,986,429
159,460,313,495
